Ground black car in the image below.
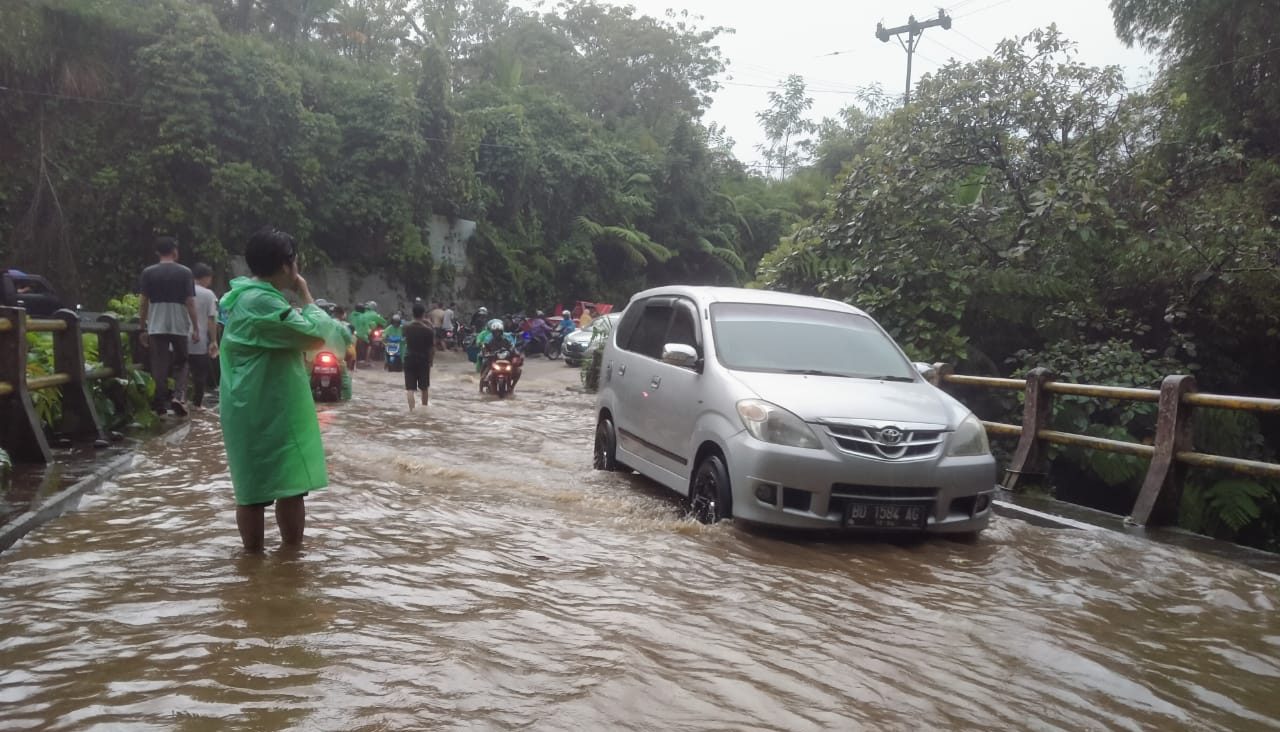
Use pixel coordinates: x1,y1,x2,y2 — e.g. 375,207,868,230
1,271,64,316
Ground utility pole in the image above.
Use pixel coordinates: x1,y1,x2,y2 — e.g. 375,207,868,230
876,10,952,104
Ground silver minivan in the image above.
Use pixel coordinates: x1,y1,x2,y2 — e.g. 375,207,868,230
593,286,996,535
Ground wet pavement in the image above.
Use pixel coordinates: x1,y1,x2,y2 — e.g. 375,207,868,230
1,354,1278,731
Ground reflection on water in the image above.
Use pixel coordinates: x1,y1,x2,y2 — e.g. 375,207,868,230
1,357,1278,731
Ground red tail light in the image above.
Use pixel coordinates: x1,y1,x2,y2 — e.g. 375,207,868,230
317,352,337,365
372,329,382,339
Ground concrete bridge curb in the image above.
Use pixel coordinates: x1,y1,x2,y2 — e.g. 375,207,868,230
0,452,136,553
0,421,191,554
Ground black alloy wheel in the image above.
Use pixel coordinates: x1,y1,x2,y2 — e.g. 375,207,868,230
594,417,619,471
690,454,732,524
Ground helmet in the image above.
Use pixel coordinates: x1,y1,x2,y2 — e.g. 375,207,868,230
478,306,488,315
391,314,402,324
536,310,545,317
562,310,571,317
315,298,333,310
366,300,378,310
487,319,504,332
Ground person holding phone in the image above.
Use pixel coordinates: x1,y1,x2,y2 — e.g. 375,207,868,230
218,226,347,553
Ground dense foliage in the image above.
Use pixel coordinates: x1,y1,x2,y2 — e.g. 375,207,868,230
758,23,1280,548
0,0,786,310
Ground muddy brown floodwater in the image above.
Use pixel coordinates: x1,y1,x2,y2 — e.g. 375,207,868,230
1,354,1278,731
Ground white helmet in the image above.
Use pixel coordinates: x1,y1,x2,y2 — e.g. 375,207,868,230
478,306,489,315
562,310,571,317
366,300,378,311
487,319,504,332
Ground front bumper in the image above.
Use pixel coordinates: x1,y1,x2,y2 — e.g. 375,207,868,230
723,430,996,533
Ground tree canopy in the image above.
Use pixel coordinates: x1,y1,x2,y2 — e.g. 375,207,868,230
0,0,766,308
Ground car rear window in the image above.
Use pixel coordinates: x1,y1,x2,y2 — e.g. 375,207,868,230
709,302,914,379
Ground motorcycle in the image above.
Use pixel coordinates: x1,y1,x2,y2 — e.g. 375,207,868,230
518,328,553,358
370,327,385,362
384,334,404,372
480,345,524,398
546,330,566,361
310,351,342,402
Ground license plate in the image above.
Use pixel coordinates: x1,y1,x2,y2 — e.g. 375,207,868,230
844,502,928,529
320,377,331,387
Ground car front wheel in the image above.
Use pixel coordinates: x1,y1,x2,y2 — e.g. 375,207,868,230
690,454,732,524
594,416,622,471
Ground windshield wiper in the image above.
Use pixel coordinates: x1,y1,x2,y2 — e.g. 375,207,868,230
782,369,852,378
858,374,916,382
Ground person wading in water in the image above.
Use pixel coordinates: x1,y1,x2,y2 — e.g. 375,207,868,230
218,226,348,552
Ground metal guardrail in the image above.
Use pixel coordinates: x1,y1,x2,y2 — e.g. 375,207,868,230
0,307,143,463
932,364,1280,527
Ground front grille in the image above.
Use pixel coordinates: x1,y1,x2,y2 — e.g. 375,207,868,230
824,424,944,461
831,483,938,499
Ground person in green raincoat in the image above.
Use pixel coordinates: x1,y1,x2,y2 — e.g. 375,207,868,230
219,226,348,552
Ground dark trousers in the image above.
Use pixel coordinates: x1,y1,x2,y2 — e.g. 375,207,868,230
149,333,189,409
189,354,212,408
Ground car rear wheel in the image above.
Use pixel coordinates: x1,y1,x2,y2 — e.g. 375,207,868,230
690,454,732,524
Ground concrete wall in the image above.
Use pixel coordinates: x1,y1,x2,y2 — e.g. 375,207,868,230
228,214,474,315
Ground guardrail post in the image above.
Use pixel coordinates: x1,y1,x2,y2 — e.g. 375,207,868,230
51,309,109,447
96,314,129,419
128,321,146,370
0,306,53,463
1003,367,1054,491
931,362,953,389
1128,375,1196,527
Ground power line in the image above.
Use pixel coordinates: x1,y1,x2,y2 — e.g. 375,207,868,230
0,84,525,149
0,84,144,109
925,36,976,63
954,0,1020,21
952,28,991,55
727,79,865,95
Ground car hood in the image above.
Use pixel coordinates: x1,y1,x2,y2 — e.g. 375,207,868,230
566,330,594,345
727,370,960,427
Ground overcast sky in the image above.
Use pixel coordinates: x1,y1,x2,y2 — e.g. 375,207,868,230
526,0,1161,165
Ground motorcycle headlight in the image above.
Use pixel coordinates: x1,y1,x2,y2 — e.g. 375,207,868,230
947,414,991,457
736,399,822,449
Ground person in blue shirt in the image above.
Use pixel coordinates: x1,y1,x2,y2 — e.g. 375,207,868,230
557,309,576,335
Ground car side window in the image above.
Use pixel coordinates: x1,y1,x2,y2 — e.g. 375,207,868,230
628,304,674,360
614,301,645,351
667,301,699,350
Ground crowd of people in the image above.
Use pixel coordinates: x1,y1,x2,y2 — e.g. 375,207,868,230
132,229,603,553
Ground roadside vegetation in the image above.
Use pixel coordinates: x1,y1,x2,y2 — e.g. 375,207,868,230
1,0,1276,548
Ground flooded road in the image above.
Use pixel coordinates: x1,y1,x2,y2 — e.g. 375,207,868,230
1,354,1278,731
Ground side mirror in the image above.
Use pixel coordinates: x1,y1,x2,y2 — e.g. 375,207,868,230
662,343,699,369
913,362,939,386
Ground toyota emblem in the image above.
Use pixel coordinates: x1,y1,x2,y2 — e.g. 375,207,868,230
879,427,904,445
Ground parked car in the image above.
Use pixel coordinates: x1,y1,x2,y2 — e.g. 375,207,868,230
592,286,996,535
562,312,621,367
1,270,64,316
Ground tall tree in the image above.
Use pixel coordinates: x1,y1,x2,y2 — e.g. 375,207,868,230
755,74,816,178
1111,0,1280,158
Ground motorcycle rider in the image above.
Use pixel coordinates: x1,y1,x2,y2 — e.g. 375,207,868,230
470,306,490,331
384,313,404,341
352,301,387,366
557,309,576,335
477,319,514,377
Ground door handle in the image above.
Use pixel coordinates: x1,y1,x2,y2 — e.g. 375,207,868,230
650,377,661,390
618,364,627,376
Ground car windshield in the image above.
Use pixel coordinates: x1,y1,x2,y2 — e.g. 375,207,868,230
592,314,619,333
709,302,915,380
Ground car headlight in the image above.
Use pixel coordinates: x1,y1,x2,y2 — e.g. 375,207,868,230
948,413,991,456
736,399,822,449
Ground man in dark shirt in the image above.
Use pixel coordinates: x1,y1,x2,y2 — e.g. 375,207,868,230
139,236,200,416
401,302,435,410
